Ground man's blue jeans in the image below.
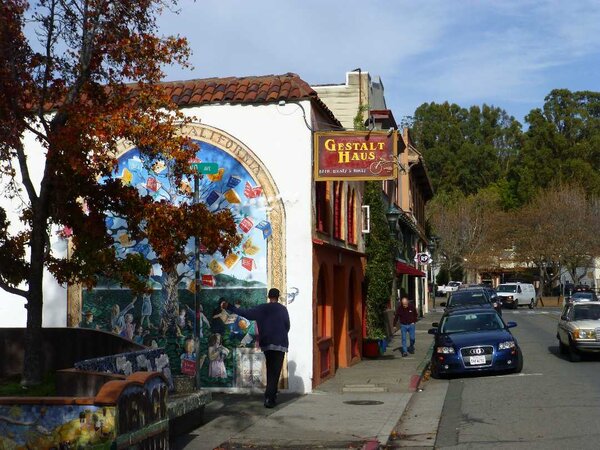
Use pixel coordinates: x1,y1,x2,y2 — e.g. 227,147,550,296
400,323,416,353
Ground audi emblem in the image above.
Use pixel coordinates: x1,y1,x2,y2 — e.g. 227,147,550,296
470,348,484,355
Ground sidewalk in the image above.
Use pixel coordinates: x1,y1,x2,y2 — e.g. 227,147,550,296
174,309,443,450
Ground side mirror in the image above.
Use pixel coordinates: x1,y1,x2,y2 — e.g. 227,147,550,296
428,328,438,335
431,322,439,327
506,321,517,328
560,315,569,321
440,302,446,307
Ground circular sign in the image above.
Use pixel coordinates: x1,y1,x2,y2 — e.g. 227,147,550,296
416,253,432,265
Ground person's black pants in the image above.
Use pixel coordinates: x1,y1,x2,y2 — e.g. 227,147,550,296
264,350,285,401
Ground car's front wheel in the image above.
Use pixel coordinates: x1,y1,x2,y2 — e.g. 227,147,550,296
430,362,442,379
514,348,523,373
558,340,568,355
568,338,582,362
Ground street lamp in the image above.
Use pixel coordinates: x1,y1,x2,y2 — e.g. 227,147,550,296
386,205,401,236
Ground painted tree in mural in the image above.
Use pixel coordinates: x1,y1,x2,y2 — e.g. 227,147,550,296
0,1,240,386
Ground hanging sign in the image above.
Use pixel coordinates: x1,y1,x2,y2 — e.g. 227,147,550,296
415,252,432,265
314,131,398,181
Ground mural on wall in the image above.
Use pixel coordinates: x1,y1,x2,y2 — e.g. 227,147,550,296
0,403,116,449
80,139,271,387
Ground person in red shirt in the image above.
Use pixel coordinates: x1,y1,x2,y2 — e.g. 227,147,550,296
393,297,418,357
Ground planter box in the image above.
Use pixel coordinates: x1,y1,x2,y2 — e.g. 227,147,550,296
362,339,382,358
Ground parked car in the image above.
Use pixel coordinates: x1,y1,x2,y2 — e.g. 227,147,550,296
441,288,502,316
557,301,600,362
437,281,462,296
428,307,522,378
496,282,536,309
568,291,599,302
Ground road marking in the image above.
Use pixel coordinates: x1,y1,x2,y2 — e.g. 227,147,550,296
488,372,543,379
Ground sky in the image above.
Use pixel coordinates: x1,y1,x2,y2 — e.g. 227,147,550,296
157,0,600,125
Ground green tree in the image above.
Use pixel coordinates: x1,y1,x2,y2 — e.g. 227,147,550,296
411,102,522,201
515,89,600,204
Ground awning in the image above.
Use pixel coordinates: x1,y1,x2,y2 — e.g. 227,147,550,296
396,261,426,277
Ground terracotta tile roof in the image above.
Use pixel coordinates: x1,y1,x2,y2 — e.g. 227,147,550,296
158,73,341,127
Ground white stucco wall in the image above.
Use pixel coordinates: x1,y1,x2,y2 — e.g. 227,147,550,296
3,101,315,392
182,101,315,393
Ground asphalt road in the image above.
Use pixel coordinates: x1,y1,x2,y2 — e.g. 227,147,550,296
434,308,600,450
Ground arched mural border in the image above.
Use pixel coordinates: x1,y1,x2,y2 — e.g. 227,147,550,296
67,122,286,326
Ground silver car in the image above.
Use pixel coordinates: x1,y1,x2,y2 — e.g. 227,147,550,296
557,301,600,362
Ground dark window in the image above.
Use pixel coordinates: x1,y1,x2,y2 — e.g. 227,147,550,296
347,189,356,244
315,182,330,233
333,182,343,240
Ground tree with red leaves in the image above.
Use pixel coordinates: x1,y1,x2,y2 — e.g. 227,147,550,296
0,1,238,386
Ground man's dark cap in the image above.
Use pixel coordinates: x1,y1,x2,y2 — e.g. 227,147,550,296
268,288,280,299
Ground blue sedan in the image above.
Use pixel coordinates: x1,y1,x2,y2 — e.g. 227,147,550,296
429,307,523,378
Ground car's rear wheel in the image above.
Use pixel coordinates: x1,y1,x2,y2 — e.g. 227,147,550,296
529,299,534,309
514,348,523,373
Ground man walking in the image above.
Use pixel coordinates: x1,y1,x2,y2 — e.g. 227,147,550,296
221,288,290,408
393,296,418,357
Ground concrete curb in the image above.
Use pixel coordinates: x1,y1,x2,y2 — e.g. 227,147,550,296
410,341,434,392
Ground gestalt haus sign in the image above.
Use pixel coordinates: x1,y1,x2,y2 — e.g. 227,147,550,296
314,131,398,181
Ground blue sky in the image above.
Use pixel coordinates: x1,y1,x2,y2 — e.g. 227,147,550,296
157,0,600,124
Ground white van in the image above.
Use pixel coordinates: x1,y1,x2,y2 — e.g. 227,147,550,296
496,283,537,309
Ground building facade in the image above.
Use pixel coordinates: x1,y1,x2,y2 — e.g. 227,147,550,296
5,73,348,394
314,72,433,318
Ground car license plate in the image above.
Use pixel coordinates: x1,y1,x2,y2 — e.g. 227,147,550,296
469,355,486,365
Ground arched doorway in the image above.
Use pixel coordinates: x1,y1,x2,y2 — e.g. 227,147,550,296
71,123,286,390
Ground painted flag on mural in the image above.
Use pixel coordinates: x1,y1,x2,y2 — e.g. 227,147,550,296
207,168,225,182
153,160,167,173
206,190,220,206
180,180,192,195
239,217,254,233
120,168,133,185
256,220,273,239
242,238,260,256
187,279,197,293
241,257,255,271
128,157,142,171
209,259,224,274
146,176,160,192
244,181,263,199
118,233,134,247
224,253,240,269
202,274,216,287
227,175,242,188
224,189,241,204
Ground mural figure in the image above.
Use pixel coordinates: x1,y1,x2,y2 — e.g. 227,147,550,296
80,138,272,387
180,337,197,376
208,333,229,379
79,311,99,329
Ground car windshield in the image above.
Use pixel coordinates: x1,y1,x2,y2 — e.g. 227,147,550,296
449,282,461,287
448,292,489,307
572,305,600,320
497,285,517,293
440,312,505,334
572,292,594,300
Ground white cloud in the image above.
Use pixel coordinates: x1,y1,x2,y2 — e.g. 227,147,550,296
158,0,600,120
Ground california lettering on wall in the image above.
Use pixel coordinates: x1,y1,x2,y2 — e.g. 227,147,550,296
182,124,261,176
